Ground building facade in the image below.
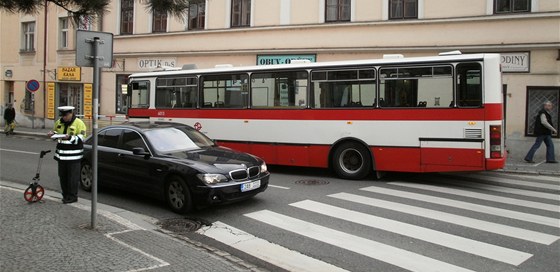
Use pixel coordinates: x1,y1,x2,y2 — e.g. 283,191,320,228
1,0,559,159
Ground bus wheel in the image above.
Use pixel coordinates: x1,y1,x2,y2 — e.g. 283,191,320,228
332,142,372,180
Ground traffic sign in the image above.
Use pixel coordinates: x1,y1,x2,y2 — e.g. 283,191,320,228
26,79,40,93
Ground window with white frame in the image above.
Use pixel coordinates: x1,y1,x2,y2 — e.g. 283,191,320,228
79,15,94,30
495,0,531,14
389,0,418,19
188,2,205,30
21,22,35,52
59,17,69,49
231,0,251,27
326,0,351,22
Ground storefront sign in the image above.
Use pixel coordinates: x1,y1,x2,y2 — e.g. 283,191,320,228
57,67,81,81
257,54,316,65
137,58,177,70
500,52,529,73
47,82,55,119
84,84,93,119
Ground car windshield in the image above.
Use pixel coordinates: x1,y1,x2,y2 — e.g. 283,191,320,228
144,127,215,153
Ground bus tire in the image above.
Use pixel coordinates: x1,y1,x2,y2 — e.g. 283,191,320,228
332,142,372,180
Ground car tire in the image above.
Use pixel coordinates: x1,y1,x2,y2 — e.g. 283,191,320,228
332,142,372,180
80,162,93,192
165,176,193,214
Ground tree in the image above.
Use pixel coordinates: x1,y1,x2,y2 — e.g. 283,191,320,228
0,0,197,24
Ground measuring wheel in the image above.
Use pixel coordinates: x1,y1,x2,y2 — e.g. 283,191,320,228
24,184,45,203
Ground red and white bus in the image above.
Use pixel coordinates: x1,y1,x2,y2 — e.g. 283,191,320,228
126,52,505,179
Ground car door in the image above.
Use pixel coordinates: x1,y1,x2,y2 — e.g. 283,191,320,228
96,128,123,187
113,129,168,196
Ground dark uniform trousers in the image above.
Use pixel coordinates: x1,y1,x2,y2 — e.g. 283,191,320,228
58,159,81,201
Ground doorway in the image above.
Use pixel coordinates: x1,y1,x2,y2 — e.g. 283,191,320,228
58,83,83,115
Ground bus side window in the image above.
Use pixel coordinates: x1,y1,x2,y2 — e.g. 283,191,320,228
456,63,482,107
129,81,150,108
202,74,248,109
251,71,308,108
311,69,376,108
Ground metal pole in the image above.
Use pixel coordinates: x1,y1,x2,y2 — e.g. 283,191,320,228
91,37,100,229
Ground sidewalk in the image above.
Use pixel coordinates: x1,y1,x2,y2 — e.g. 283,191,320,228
4,126,559,176
0,181,263,272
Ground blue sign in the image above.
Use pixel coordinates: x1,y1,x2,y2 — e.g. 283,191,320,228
26,79,40,93
257,54,316,66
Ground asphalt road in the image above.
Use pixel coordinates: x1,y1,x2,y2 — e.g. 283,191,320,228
1,134,559,272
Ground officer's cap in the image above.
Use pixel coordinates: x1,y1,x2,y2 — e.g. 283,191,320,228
58,106,75,115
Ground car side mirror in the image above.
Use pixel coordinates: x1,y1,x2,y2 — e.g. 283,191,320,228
132,147,150,157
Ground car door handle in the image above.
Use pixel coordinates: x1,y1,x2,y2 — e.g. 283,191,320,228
118,153,125,158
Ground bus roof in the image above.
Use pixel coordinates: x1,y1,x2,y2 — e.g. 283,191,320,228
128,53,498,79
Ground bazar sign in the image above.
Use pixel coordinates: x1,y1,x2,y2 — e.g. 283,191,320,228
500,52,529,73
57,67,81,81
138,58,177,69
257,54,316,65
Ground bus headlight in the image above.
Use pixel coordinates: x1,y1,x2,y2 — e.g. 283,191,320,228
197,173,228,184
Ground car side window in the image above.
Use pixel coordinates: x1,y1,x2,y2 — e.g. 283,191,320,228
100,129,121,148
121,129,148,152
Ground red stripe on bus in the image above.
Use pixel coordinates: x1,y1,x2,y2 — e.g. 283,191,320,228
128,103,503,121
217,141,504,173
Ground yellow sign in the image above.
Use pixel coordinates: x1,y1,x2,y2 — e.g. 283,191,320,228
84,84,93,119
47,82,55,119
57,67,81,81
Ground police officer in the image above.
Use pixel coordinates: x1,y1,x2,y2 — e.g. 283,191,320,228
47,106,87,203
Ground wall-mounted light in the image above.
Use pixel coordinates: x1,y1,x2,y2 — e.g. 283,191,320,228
4,69,13,78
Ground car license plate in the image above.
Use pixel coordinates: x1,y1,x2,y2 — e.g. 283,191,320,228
241,180,261,192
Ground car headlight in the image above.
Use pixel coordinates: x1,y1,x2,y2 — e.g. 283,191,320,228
197,173,228,184
260,162,268,174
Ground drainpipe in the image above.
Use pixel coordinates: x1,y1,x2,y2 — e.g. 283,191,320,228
42,0,48,129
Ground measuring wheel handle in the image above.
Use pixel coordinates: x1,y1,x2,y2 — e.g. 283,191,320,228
24,183,45,203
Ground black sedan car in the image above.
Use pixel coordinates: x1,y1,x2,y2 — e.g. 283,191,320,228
80,122,269,213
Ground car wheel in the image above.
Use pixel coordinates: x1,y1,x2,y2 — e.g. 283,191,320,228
332,142,372,180
80,162,93,192
165,176,192,214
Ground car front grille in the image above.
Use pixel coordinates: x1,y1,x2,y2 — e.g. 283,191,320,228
229,166,260,181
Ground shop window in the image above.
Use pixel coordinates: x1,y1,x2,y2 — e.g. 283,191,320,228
152,10,167,33
326,0,351,22
120,0,134,35
526,87,559,137
188,2,205,30
116,75,130,114
389,0,418,20
231,0,251,27
252,71,308,108
21,22,35,52
495,0,530,14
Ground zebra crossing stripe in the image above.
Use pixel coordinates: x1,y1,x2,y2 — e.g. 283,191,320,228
443,180,559,201
290,200,532,266
497,173,560,184
458,173,560,191
329,192,558,245
389,182,559,212
245,210,476,272
196,221,349,272
361,186,560,228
